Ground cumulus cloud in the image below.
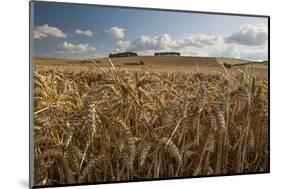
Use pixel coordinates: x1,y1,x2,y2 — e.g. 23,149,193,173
105,26,125,39
55,41,95,54
115,33,222,53
115,40,132,52
174,34,223,48
240,47,268,61
75,29,93,37
115,27,267,61
34,24,67,39
117,34,171,51
211,45,268,61
133,34,172,50
224,24,268,46
211,45,241,59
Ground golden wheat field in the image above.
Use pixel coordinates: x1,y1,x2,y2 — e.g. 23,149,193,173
33,59,268,186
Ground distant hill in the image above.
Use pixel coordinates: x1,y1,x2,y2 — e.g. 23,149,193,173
34,56,253,66
34,56,258,70
34,56,268,77
94,56,220,67
215,57,253,65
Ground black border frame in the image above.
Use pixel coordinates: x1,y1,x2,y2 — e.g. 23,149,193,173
29,1,270,188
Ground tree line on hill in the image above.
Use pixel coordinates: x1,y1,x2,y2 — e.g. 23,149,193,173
109,51,181,58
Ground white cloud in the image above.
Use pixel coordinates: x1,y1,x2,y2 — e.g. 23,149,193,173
211,45,268,61
114,26,268,61
132,34,172,50
55,41,95,54
115,40,132,52
75,29,93,37
224,24,268,46
211,45,241,59
105,26,125,39
33,24,67,39
115,33,222,52
174,34,223,49
240,47,268,61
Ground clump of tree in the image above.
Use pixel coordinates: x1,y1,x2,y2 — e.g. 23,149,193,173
125,60,144,66
154,52,180,56
109,52,138,58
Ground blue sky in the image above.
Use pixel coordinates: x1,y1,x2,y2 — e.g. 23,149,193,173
32,2,268,60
